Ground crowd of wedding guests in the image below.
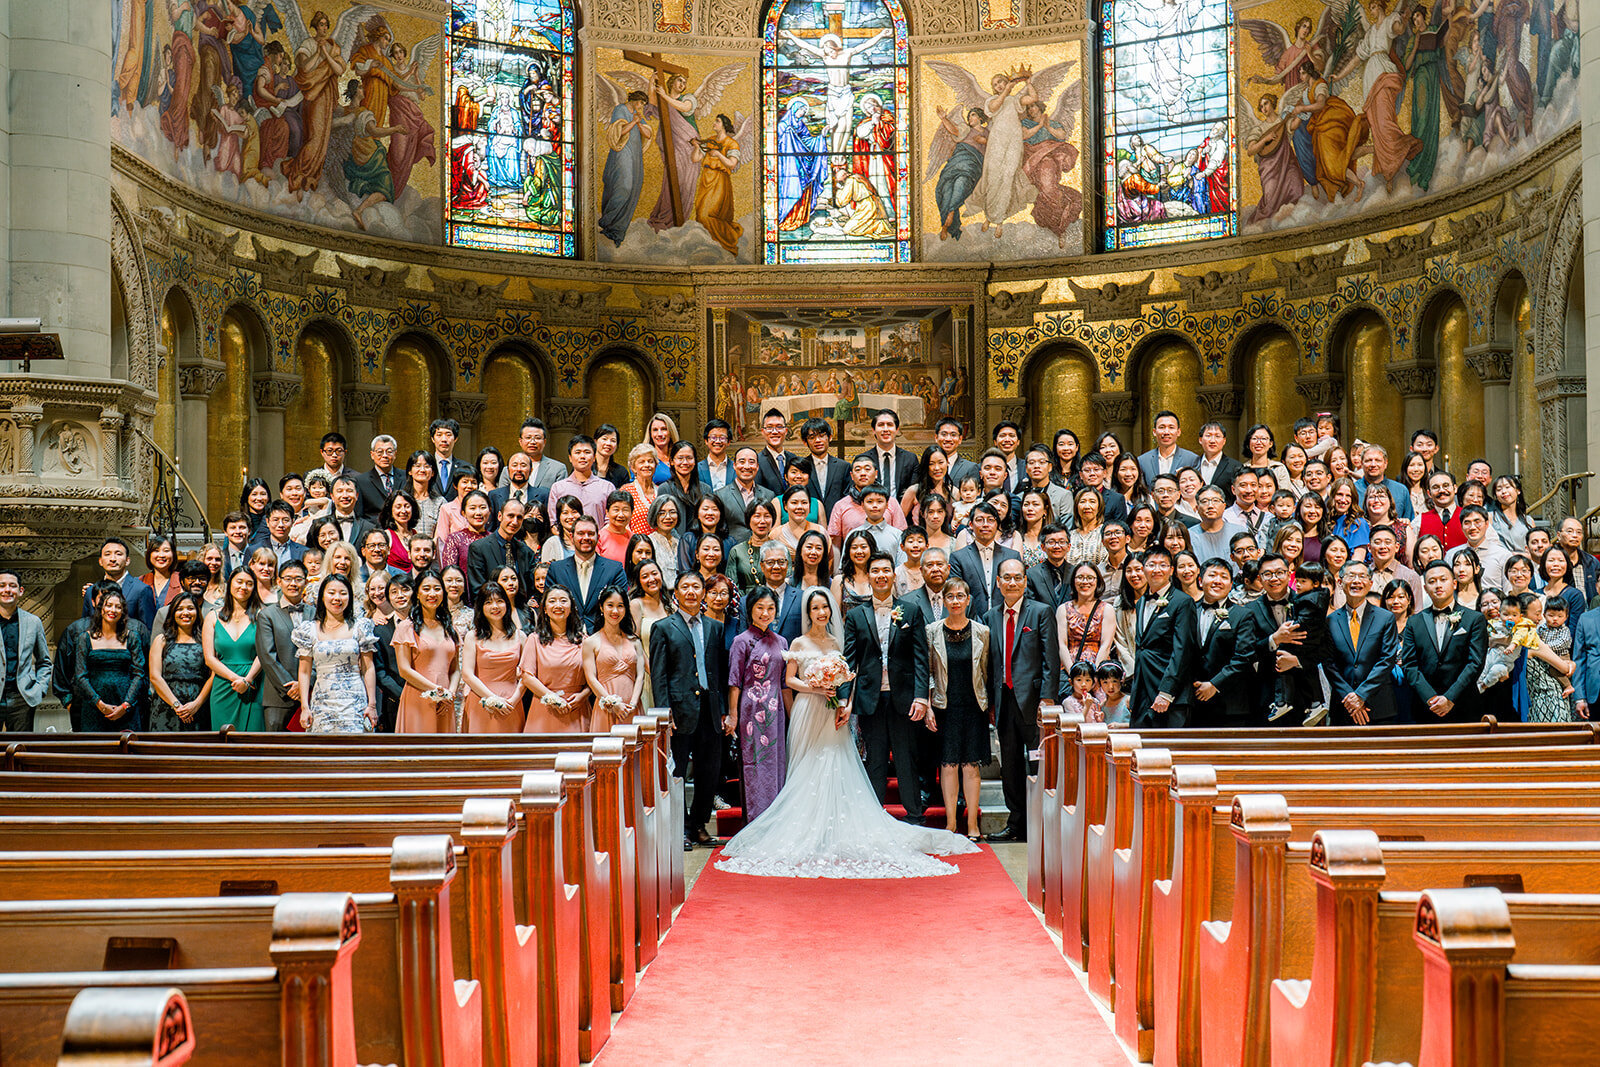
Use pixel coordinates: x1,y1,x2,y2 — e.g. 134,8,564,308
4,405,1594,847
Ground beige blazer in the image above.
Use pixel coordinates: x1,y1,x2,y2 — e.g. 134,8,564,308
927,618,990,713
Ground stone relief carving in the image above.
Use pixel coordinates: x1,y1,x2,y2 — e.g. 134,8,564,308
1091,391,1136,426
427,270,511,315
177,363,228,399
987,284,1046,326
702,0,752,38
185,223,238,265
1066,274,1154,321
1361,221,1436,281
1196,384,1244,419
1384,361,1437,398
342,386,390,419
546,398,591,432
1513,171,1556,237
252,374,303,411
335,256,411,301
1448,203,1503,250
1293,373,1345,410
43,422,96,478
529,284,613,321
251,238,321,287
1173,264,1254,312
1536,175,1583,378
633,287,696,329
1029,0,1080,24
1271,246,1347,299
1464,344,1513,383
0,419,13,476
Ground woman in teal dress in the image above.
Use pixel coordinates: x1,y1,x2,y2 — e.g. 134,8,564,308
203,568,264,732
70,587,150,732
149,592,211,732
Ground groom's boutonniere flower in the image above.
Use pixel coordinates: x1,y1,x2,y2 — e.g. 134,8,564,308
1214,606,1230,622
1447,611,1462,625
1154,595,1169,611
890,606,905,624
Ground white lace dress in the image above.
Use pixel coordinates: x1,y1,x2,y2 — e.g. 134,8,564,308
717,649,981,879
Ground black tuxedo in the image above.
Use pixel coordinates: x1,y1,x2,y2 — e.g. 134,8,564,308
805,454,854,514
1025,560,1073,610
949,541,1022,620
842,597,931,817
1326,604,1400,724
356,467,400,521
855,447,922,502
466,532,538,599
1196,454,1244,499
985,598,1059,835
648,611,729,836
1402,606,1488,723
756,449,799,495
373,617,404,732
1190,599,1255,727
1129,586,1197,728
1230,595,1291,723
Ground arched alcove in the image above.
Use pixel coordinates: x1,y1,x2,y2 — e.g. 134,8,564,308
1420,293,1483,472
480,345,547,455
377,333,446,453
208,305,266,519
285,324,351,476
156,290,195,458
587,348,655,443
1497,273,1540,493
1134,337,1202,453
1025,344,1097,447
1239,327,1300,451
1337,311,1404,464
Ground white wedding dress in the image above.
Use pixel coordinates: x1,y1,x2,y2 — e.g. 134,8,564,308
717,647,981,879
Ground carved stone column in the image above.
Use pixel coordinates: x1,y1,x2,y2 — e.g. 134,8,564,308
1384,361,1437,441
441,391,488,457
1536,375,1589,515
98,409,126,489
546,398,591,457
1197,385,1245,445
1091,391,1136,445
10,408,43,477
250,373,302,487
341,385,390,456
1465,343,1514,475
177,360,227,518
1293,372,1345,417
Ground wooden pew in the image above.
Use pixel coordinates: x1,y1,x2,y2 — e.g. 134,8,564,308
0,837,481,1067
0,894,362,1067
1270,849,1600,1066
56,986,196,1067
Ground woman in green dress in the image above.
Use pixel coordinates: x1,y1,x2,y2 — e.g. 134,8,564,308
203,568,264,732
1404,6,1445,192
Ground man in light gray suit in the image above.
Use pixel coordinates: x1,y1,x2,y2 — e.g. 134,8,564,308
0,569,52,731
255,559,310,731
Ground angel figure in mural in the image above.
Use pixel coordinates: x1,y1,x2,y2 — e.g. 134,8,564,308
595,80,658,247
273,5,381,196
1017,77,1083,247
601,63,749,234
691,113,757,255
927,106,988,241
778,28,893,155
1123,0,1210,123
329,76,403,229
924,59,1079,238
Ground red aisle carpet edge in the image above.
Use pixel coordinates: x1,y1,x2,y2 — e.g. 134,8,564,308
596,846,1131,1066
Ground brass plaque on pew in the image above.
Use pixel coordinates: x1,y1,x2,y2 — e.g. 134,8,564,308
219,879,278,896
104,936,176,971
1463,873,1525,893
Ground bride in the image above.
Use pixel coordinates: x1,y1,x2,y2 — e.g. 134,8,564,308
717,587,980,878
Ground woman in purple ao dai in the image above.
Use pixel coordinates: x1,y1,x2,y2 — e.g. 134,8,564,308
724,587,788,820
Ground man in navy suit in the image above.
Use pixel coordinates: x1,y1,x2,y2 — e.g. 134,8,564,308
1325,559,1400,724
985,557,1059,841
1402,560,1489,723
697,418,735,492
1129,546,1197,729
545,517,626,631
1570,601,1600,721
80,537,157,631
649,571,728,847
247,502,307,569
798,417,852,514
1136,410,1201,486
755,408,799,494
949,503,1021,620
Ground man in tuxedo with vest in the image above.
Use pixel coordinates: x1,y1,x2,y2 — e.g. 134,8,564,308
1402,560,1488,722
1326,559,1400,724
649,571,728,849
1129,546,1197,729
1190,559,1254,727
841,552,931,821
984,557,1058,841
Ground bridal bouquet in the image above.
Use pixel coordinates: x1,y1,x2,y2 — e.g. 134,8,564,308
802,653,852,710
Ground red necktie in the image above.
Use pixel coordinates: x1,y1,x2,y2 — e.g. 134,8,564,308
1005,607,1016,689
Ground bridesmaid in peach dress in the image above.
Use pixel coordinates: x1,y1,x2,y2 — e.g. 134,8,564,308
461,585,527,734
583,587,644,728
393,572,459,733
519,584,591,733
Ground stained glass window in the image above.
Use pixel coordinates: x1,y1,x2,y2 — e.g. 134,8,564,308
762,0,910,265
1101,0,1236,250
447,0,577,257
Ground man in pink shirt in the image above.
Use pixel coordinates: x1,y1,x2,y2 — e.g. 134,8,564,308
549,435,614,527
827,455,907,550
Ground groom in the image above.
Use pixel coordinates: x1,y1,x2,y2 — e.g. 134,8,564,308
648,570,729,849
842,551,931,820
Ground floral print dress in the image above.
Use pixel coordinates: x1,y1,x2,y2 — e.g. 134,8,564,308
728,626,789,820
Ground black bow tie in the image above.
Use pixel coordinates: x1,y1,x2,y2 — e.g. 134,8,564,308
1266,598,1288,608
1430,607,1452,617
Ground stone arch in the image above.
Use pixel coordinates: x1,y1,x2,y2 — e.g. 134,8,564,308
378,331,450,453
1318,300,1390,376
587,346,659,443
1533,174,1585,503
480,341,556,455
1224,313,1300,382
1127,332,1203,453
1020,341,1098,446
283,322,357,476
1237,323,1303,451
109,190,158,394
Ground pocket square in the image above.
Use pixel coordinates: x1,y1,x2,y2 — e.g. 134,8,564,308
1022,626,1033,634
1452,626,1468,636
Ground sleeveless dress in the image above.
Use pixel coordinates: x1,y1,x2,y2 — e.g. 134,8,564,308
151,640,208,732
718,647,980,879
209,617,264,732
392,620,458,734
462,640,526,734
1527,623,1576,723
590,635,642,729
520,635,591,733
291,619,379,734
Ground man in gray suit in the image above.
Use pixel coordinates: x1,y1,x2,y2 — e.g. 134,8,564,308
906,547,952,624
715,447,774,540
0,569,52,731
1136,409,1201,486
255,559,310,731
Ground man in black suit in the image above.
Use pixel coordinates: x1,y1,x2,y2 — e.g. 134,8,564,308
842,552,931,820
1024,525,1074,609
1326,559,1400,725
934,417,979,484
648,571,728,848
427,418,463,500
715,447,775,541
755,408,799,494
466,498,538,598
858,408,922,504
1402,560,1488,723
1229,552,1296,723
1077,454,1127,524
984,558,1059,841
949,503,1021,620
325,476,377,552
355,434,401,520
370,573,408,732
545,518,626,632
1129,547,1197,729
1193,421,1243,500
1189,558,1255,727
487,451,547,527
799,417,852,514
907,547,951,624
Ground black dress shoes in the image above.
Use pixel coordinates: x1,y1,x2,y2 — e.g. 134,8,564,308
683,836,696,852
986,826,1025,843
693,830,717,848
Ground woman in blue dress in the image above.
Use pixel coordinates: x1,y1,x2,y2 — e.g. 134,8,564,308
933,106,988,240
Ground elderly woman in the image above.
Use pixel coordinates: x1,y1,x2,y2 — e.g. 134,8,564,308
622,443,662,534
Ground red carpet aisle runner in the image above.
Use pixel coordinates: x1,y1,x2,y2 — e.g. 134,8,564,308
596,847,1130,1066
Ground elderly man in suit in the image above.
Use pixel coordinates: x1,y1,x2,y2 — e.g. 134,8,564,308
1129,546,1197,729
842,551,931,821
984,557,1058,842
254,559,309,731
0,568,52,732
1326,558,1400,725
355,434,401,520
1402,560,1489,723
753,542,805,643
1136,410,1201,486
1570,601,1600,721
649,570,729,849
546,517,627,632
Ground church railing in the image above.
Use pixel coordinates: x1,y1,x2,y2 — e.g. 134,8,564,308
136,428,211,548
1529,470,1593,526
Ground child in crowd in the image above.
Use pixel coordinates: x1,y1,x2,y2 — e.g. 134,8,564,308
1096,660,1130,726
1268,561,1332,726
1063,661,1102,723
952,475,982,528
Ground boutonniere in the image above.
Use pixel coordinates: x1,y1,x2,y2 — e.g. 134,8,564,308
1447,611,1462,625
1154,595,1169,611
1214,606,1230,622
891,606,905,624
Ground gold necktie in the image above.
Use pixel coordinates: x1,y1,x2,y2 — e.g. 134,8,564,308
1349,609,1360,646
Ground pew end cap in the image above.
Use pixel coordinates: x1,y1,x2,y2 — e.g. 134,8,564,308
58,986,194,1067
269,892,361,963
1413,888,1515,959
